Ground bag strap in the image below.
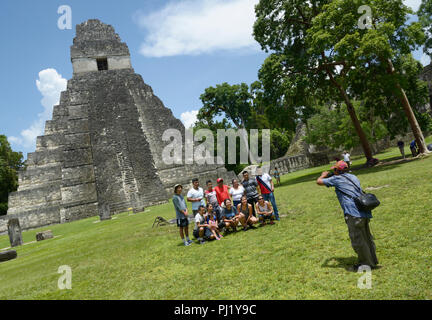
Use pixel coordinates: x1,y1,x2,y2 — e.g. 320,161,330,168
340,174,364,195
256,175,272,193
335,187,355,200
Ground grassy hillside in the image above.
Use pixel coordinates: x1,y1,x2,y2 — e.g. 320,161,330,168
0,139,431,299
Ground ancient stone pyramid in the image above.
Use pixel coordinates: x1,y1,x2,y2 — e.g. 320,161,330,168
6,19,235,231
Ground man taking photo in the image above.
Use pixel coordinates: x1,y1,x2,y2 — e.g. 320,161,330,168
316,161,379,271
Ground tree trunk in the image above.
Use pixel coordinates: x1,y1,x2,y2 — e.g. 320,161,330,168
386,59,430,154
345,100,374,161
326,70,374,161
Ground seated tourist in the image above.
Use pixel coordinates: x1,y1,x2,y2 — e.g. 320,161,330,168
207,211,223,240
237,195,259,230
193,205,214,244
222,199,245,232
255,195,275,226
206,203,224,230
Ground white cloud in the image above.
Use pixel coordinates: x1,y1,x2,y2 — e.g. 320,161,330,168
420,52,431,66
180,110,199,128
134,0,260,57
9,69,67,150
403,0,421,12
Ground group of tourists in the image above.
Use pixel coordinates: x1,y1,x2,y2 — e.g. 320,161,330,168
172,169,280,246
172,157,380,271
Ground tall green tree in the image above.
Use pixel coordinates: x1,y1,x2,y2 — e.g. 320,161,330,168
308,0,429,154
0,135,24,215
253,0,375,161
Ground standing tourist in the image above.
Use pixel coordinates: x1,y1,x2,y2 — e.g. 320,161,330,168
256,168,280,221
214,178,231,207
410,140,418,157
242,171,260,216
187,178,205,217
205,180,222,217
229,179,245,208
397,140,405,159
172,184,192,246
273,167,281,186
343,151,351,170
316,161,379,270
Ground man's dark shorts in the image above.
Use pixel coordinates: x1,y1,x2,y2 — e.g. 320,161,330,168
176,218,189,228
193,227,213,240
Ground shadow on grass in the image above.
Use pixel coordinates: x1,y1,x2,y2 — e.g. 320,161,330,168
321,256,383,272
321,256,358,271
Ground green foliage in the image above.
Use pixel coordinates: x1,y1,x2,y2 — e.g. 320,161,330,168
195,82,293,169
270,129,292,159
0,135,24,215
418,0,432,58
306,102,389,150
197,82,252,129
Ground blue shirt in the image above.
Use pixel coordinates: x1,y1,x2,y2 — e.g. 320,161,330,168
172,194,187,219
322,173,372,219
223,206,237,219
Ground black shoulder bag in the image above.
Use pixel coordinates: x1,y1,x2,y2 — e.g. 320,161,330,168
337,174,381,212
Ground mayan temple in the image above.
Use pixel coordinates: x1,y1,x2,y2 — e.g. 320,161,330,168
2,19,236,232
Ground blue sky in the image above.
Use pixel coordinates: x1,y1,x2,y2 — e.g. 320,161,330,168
0,0,429,156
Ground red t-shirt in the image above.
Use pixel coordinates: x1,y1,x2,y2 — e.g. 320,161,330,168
214,185,230,205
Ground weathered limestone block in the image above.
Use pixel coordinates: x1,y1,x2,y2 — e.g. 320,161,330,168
67,119,89,133
61,165,95,187
8,184,61,208
0,250,17,263
99,203,111,221
61,183,98,206
44,119,68,135
60,202,98,223
36,230,53,241
63,133,91,150
7,218,23,247
18,164,62,189
66,105,89,119
62,148,93,168
26,149,64,166
36,134,64,151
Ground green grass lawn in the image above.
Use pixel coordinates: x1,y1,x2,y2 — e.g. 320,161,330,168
0,139,431,299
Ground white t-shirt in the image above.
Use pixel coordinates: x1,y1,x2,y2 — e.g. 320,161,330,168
344,153,351,162
257,173,273,191
187,187,205,211
194,214,206,231
229,185,245,202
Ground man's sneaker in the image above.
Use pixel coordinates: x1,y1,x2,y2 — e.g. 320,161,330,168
199,240,206,244
349,264,371,272
187,239,193,245
184,241,192,246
